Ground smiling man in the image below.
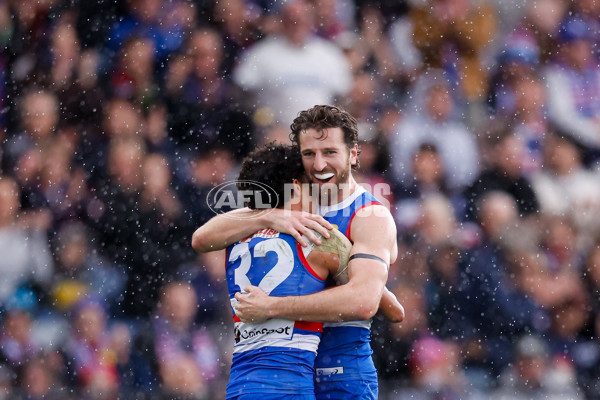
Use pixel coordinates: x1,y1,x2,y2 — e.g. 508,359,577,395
192,105,399,400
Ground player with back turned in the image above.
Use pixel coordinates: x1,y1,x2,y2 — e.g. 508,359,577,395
224,143,355,399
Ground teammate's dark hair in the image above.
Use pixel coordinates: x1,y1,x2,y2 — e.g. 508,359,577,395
237,143,304,209
289,105,360,170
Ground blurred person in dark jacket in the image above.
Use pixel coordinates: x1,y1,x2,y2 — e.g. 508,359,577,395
464,124,539,221
164,27,254,161
459,191,544,382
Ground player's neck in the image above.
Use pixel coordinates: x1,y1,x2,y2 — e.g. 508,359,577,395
321,176,359,206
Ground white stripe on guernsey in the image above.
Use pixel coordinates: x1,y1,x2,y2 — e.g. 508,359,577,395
323,320,371,329
317,186,366,215
233,333,320,354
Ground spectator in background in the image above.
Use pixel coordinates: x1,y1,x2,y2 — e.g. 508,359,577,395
177,250,230,328
373,285,429,396
492,334,583,400
518,0,567,65
111,36,158,108
42,11,81,92
488,31,540,117
536,216,590,358
425,240,471,342
89,139,148,316
233,0,352,127
570,0,600,49
50,221,127,314
511,72,549,175
152,282,221,399
389,71,479,192
545,16,600,160
459,191,543,383
212,0,262,75
82,97,145,183
63,299,129,399
164,27,254,161
539,215,585,276
4,0,58,115
313,0,355,40
574,272,600,400
104,0,192,67
140,153,183,227
0,309,38,374
395,194,461,289
354,5,404,88
397,336,471,400
0,177,53,306
37,133,90,229
58,41,105,133
177,143,236,231
15,355,71,400
531,133,600,249
394,143,458,229
3,90,58,175
464,124,539,221
408,0,497,104
583,238,600,314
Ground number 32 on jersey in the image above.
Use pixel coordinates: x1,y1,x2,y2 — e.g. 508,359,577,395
228,238,295,294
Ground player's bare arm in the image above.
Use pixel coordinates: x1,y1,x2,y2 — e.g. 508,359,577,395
191,207,333,253
316,225,404,323
379,288,405,323
235,205,397,322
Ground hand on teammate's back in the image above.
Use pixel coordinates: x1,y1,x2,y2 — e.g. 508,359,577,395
265,209,333,247
234,285,272,323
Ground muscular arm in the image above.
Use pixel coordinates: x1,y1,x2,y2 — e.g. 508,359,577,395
191,208,333,252
191,208,267,253
235,205,398,322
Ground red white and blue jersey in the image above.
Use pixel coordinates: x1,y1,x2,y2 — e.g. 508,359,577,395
315,186,383,386
226,228,325,398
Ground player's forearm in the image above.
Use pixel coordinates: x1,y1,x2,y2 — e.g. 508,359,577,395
378,287,404,323
268,282,384,322
191,209,267,252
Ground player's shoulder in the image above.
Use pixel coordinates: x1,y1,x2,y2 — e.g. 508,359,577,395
351,202,396,242
355,201,394,221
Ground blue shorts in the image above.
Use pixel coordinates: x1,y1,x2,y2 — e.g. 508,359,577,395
228,395,315,400
314,379,378,400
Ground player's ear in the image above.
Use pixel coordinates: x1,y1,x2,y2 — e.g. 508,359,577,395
350,144,358,166
292,179,302,196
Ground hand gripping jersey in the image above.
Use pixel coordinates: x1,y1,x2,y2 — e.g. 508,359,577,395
314,186,383,399
226,228,326,398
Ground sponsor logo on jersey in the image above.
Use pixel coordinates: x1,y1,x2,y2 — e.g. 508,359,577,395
316,367,345,375
233,319,295,346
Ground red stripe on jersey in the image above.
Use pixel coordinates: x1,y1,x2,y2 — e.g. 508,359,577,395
225,247,230,271
295,321,323,332
296,241,326,281
233,314,241,322
345,201,380,240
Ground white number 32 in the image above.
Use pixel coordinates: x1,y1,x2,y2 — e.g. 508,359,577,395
229,238,294,294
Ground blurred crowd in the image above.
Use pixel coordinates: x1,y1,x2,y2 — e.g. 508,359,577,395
1,0,600,398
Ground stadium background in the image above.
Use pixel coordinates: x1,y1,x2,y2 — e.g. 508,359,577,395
0,0,600,398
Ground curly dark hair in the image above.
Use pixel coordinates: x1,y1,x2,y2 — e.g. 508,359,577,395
237,143,305,209
289,105,360,170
